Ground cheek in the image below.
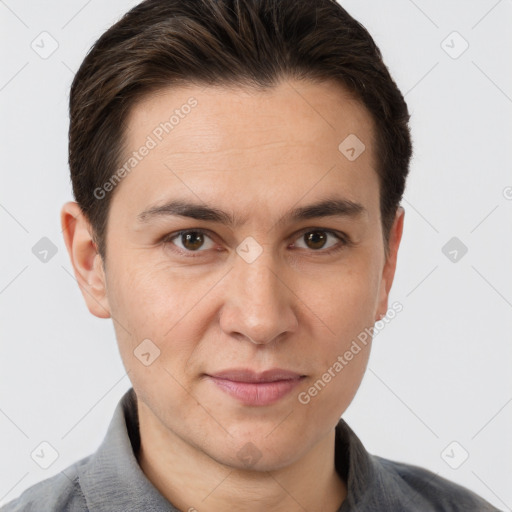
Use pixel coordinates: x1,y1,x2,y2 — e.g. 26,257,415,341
107,256,204,333
311,255,381,343
104,262,176,365
297,252,380,404
106,259,221,377
296,268,377,423
106,264,201,416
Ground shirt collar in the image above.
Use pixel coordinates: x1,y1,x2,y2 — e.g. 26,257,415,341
77,388,175,511
77,388,379,511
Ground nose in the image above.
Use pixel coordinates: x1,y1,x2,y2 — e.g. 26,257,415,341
218,248,298,345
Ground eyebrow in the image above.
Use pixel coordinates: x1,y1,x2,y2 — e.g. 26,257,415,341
136,196,367,228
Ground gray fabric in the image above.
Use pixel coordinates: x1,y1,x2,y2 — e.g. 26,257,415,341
1,388,501,511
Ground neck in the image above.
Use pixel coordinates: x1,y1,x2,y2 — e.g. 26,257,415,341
136,402,347,512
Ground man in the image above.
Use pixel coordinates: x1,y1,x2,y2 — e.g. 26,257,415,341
2,0,500,510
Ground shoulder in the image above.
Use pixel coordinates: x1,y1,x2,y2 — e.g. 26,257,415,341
372,455,502,511
0,458,90,512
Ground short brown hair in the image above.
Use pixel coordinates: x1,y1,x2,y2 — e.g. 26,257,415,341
69,0,412,261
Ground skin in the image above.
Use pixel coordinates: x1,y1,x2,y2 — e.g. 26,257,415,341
61,78,404,512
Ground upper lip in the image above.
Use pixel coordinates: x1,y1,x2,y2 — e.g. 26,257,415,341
207,368,305,383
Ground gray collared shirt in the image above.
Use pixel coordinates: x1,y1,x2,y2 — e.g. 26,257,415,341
1,388,501,511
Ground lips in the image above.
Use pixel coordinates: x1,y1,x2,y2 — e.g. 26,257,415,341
208,368,305,383
206,368,306,406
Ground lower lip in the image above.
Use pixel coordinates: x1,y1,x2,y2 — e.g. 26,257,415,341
208,376,304,406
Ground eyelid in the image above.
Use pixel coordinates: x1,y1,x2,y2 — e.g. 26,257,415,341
161,228,218,256
162,226,351,257
289,227,351,254
292,226,349,243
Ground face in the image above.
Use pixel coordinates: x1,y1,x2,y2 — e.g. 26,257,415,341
64,78,403,472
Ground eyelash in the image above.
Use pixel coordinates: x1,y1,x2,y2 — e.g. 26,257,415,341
161,227,351,258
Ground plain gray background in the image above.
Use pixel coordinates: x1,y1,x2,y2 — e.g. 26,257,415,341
1,0,511,509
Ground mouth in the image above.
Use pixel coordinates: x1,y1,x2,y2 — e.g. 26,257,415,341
205,368,306,406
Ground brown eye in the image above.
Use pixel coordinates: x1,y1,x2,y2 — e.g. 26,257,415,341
304,231,328,250
181,231,205,251
164,230,216,254
293,229,342,252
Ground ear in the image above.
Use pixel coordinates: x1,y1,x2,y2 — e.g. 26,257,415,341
375,206,405,321
60,201,111,319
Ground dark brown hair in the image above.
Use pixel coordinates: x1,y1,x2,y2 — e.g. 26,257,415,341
69,0,412,261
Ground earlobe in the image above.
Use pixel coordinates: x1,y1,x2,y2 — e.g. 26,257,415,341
375,206,405,321
60,201,111,319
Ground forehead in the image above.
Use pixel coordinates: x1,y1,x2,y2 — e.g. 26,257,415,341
126,79,375,151
112,79,379,223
